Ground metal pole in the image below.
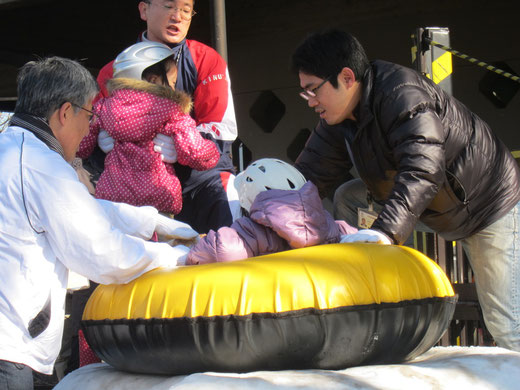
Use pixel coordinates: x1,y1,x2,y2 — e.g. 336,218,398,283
210,0,228,63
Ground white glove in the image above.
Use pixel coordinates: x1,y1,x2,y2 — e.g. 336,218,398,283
155,214,198,240
153,133,177,163
98,129,115,153
340,229,392,245
171,245,190,266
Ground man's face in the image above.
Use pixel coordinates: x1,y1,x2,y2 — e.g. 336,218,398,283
59,101,94,162
139,0,194,45
298,70,358,125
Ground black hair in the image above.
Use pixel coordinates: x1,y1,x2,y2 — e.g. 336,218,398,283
291,29,370,87
142,56,177,87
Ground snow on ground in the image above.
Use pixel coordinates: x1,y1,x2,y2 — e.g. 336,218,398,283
54,346,520,390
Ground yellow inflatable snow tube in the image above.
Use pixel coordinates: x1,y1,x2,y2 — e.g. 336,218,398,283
82,243,456,375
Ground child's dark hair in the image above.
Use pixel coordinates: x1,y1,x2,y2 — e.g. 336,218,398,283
142,56,177,87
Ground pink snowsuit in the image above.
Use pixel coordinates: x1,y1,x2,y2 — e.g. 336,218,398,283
187,181,358,264
77,78,220,214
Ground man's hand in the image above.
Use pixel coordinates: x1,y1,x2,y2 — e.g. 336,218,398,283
98,129,115,153
155,214,198,240
171,245,190,266
153,133,177,163
340,229,392,245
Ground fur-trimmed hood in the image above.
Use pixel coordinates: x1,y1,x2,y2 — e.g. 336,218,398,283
106,78,193,114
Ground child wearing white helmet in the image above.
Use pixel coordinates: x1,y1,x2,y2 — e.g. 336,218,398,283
73,41,220,369
76,41,220,215
186,158,358,264
234,158,307,214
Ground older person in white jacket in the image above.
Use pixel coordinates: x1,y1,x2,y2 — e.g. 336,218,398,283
0,56,198,389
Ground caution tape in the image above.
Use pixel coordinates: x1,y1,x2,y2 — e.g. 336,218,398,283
423,37,520,84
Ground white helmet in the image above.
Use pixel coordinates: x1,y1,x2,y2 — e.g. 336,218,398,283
113,41,174,80
234,158,307,212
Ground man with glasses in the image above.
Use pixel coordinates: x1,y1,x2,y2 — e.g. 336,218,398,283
0,56,198,388
88,0,239,234
292,29,520,352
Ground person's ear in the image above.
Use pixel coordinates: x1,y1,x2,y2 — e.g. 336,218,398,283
340,67,356,88
147,74,160,85
58,102,73,126
138,1,148,21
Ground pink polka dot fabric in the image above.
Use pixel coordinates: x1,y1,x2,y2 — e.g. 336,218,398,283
78,329,101,367
81,87,219,214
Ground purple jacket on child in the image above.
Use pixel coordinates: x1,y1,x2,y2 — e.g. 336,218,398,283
186,181,358,264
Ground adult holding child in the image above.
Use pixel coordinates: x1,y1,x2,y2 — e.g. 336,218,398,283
88,0,239,233
78,41,221,215
73,40,222,372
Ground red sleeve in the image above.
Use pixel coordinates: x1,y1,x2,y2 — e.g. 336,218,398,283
188,41,228,123
187,40,237,141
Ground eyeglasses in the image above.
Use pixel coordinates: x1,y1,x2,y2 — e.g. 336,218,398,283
299,77,330,101
71,103,97,124
144,1,197,21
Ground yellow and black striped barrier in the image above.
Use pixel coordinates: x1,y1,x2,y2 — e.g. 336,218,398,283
423,36,520,85
411,27,453,93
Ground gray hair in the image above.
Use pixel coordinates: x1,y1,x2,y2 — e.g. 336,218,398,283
14,56,99,120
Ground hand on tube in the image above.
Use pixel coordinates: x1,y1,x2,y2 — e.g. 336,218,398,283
340,229,392,245
97,129,115,153
153,133,177,163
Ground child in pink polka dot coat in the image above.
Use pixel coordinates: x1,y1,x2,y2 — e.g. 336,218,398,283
77,44,219,215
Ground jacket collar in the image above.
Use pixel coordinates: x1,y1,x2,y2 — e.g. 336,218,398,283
338,64,375,132
356,63,375,130
9,113,65,159
140,31,186,52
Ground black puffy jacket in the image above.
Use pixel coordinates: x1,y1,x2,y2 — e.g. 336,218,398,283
296,60,520,244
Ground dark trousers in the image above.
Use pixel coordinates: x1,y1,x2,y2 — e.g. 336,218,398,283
0,360,33,390
176,174,233,234
65,283,99,375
